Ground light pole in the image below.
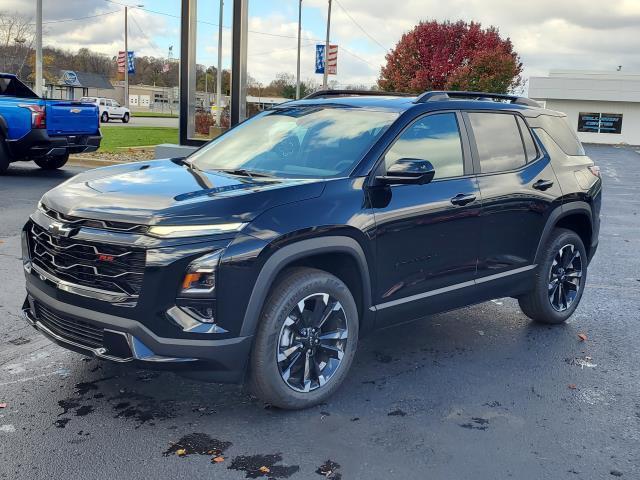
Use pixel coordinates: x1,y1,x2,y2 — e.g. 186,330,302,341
322,0,332,90
124,4,144,109
295,0,302,99
35,0,43,96
215,0,224,127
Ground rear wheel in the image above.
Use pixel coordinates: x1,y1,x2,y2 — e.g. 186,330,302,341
0,135,10,174
519,228,587,324
249,267,359,409
122,113,130,123
34,153,69,170
101,112,109,123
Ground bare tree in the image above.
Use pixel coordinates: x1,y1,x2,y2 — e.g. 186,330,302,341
0,11,35,76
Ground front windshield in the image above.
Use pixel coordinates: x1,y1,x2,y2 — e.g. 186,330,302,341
188,106,398,178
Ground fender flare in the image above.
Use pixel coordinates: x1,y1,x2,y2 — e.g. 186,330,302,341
534,201,592,264
239,236,372,337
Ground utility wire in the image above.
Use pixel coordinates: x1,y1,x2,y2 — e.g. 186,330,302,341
31,10,121,25
334,0,388,52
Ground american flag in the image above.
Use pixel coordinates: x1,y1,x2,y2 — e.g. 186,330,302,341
117,51,135,74
326,45,338,75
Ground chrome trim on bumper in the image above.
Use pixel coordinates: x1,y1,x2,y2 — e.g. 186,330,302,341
30,262,137,305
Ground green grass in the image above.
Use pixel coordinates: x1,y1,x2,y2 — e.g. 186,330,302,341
100,126,178,152
131,111,179,118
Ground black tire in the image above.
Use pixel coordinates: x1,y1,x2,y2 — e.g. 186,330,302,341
0,135,10,175
122,113,130,123
249,267,359,409
101,112,109,123
519,228,587,324
34,153,69,170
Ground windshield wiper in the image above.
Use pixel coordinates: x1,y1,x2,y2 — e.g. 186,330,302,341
217,168,273,179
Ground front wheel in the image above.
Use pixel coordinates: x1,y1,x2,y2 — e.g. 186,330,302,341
34,153,69,170
122,113,130,123
249,267,359,409
519,228,587,324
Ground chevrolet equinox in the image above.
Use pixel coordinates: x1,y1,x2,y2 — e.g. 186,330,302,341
21,90,602,409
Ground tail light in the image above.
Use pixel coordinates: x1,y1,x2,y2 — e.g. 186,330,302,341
19,104,46,129
588,165,601,177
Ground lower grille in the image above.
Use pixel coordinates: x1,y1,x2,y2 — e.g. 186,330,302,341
35,303,104,349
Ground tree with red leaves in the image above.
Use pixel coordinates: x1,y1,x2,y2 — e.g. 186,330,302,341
378,20,523,94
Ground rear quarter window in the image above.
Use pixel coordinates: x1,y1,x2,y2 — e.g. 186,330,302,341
528,114,585,156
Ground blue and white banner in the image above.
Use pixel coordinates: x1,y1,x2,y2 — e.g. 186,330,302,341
315,45,325,74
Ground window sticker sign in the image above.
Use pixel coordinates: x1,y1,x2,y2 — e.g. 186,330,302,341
578,112,622,134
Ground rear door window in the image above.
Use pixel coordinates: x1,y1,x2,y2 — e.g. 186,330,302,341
468,113,526,173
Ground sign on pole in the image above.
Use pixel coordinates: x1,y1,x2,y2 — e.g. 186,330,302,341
315,44,338,75
117,51,135,74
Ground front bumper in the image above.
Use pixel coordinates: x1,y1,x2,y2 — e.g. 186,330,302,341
6,129,101,160
23,281,253,383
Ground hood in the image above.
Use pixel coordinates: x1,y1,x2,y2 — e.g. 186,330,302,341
41,159,325,226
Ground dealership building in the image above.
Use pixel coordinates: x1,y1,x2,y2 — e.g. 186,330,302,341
529,70,640,145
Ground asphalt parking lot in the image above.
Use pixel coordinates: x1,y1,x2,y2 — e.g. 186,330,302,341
1,145,639,480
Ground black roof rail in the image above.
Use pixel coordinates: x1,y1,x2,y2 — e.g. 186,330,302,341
302,89,414,100
415,90,540,107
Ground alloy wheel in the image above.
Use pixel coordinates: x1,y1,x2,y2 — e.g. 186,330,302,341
277,293,348,393
548,243,583,312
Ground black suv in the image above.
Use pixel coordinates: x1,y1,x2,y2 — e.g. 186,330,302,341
21,90,601,409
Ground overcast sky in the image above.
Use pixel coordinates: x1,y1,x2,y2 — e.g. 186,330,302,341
4,0,639,88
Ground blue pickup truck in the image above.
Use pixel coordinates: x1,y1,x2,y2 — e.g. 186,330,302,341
0,73,101,174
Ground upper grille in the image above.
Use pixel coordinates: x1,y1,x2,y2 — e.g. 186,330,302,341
35,302,104,349
41,206,148,234
29,222,146,296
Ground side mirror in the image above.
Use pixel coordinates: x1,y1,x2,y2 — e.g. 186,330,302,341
376,158,436,185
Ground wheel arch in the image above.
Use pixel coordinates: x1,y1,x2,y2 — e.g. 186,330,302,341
239,236,373,337
534,202,593,264
0,116,8,138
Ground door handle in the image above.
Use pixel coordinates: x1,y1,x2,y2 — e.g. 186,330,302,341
450,193,476,206
532,179,554,191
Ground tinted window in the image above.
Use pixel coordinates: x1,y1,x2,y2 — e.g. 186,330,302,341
469,113,526,173
517,116,537,162
0,76,38,98
528,115,585,156
99,99,105,105
384,113,464,179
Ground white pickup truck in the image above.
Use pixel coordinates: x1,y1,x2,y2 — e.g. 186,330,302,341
80,97,130,123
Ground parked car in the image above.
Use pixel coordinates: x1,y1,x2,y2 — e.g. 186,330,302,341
21,90,601,409
80,97,130,123
0,73,101,174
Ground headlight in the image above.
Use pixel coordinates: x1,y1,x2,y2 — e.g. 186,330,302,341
180,251,222,297
148,222,246,238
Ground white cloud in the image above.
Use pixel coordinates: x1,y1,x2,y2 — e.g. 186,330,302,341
3,0,639,86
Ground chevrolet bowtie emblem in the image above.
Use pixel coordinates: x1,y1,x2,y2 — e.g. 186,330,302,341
48,221,73,237
70,108,81,113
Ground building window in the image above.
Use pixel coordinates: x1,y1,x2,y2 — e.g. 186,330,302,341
578,112,623,134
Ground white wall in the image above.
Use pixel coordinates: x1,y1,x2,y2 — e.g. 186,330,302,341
542,99,640,145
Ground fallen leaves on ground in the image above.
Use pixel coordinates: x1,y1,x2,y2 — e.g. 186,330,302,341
568,384,577,390
176,449,187,457
0,403,7,408
259,466,270,474
212,456,224,463
577,333,588,342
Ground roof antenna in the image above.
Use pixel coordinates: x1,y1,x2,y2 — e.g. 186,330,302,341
617,65,622,71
